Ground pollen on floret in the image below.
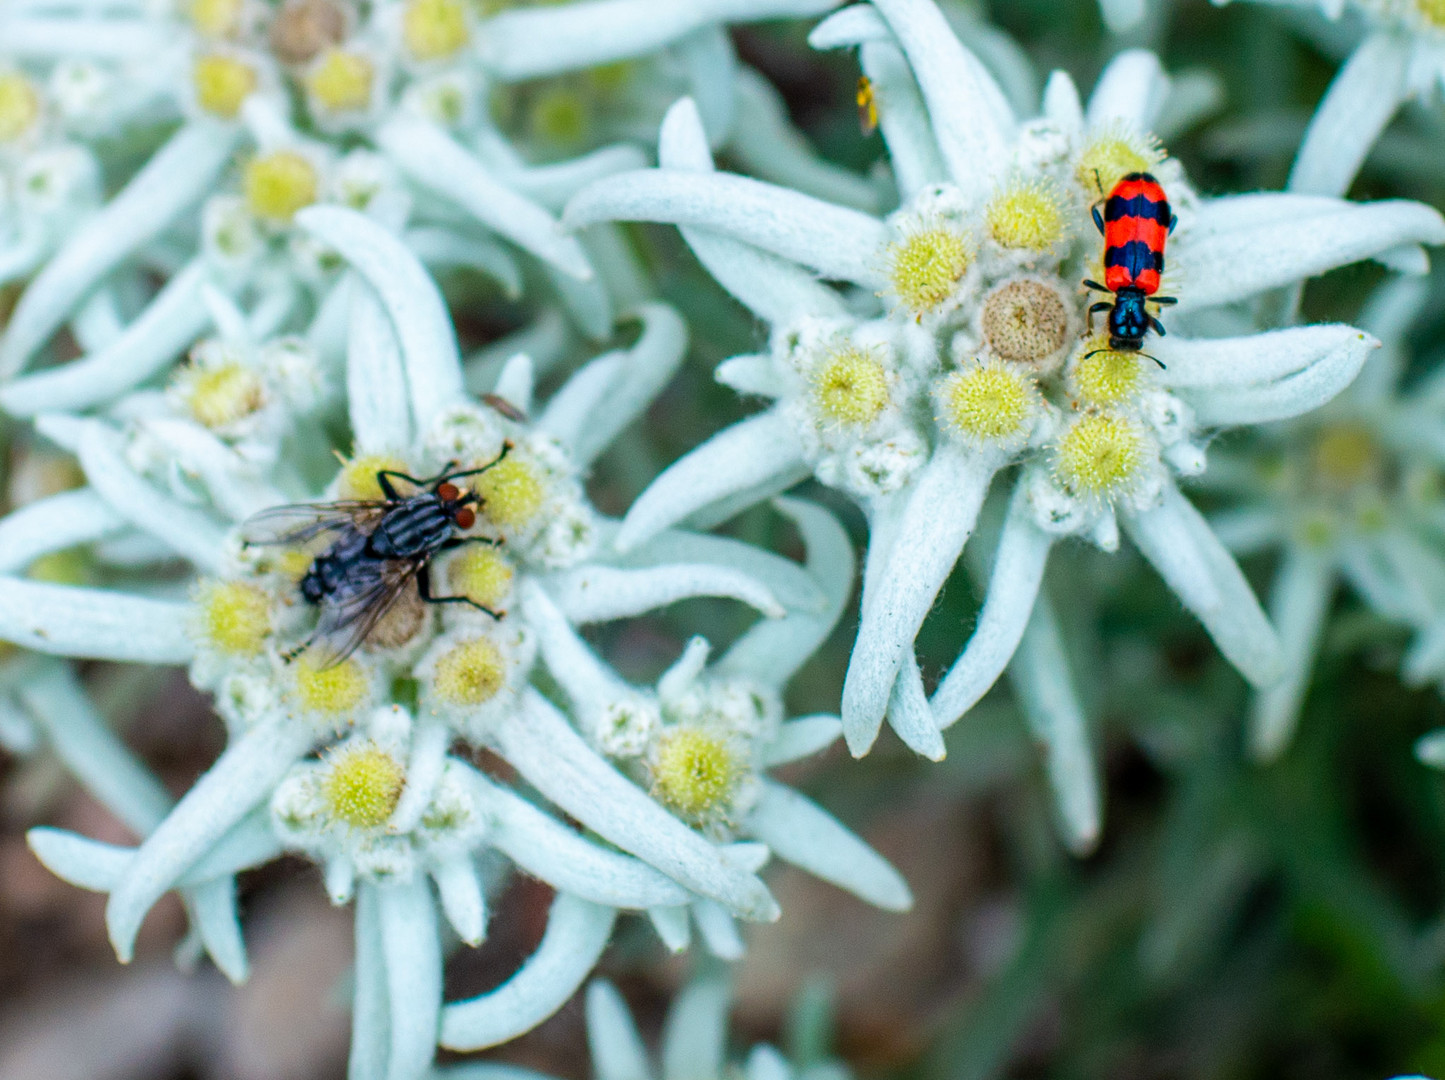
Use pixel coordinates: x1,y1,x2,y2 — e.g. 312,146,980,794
937,361,1034,445
431,637,507,706
306,48,374,113
1417,0,1445,27
295,657,369,716
1311,422,1381,492
811,346,890,427
529,87,589,146
193,53,257,119
319,742,405,828
244,150,319,223
182,362,267,428
337,454,410,500
1054,413,1149,500
197,580,272,657
448,547,513,609
0,73,41,143
1075,125,1165,198
476,457,545,527
1069,337,1144,408
270,0,348,65
189,0,244,37
650,727,741,821
981,279,1071,367
403,0,470,61
986,179,1068,252
886,220,973,316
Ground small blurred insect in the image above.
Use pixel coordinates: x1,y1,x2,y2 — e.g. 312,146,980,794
242,444,513,665
1082,171,1178,366
856,75,878,136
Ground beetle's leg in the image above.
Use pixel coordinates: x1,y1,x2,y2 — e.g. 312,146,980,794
1169,213,1178,234
417,564,502,618
1087,301,1111,333
1152,295,1178,306
1150,316,1168,336
1082,279,1110,294
1092,205,1106,236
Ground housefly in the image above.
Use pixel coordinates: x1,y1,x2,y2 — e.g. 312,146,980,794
241,444,513,666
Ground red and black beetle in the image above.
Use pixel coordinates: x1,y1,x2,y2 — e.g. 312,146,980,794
1083,171,1178,365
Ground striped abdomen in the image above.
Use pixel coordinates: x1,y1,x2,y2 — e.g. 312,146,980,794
1102,172,1171,296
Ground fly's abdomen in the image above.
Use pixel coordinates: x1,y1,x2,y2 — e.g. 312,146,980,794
369,498,453,559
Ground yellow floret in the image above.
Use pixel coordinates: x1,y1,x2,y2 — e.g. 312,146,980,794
448,547,514,609
28,550,89,586
294,657,369,715
1070,338,1144,408
403,0,470,60
938,362,1033,445
651,728,741,820
529,87,588,145
811,346,890,427
986,180,1068,252
886,222,972,316
193,53,257,119
183,363,267,428
306,48,374,114
1419,0,1445,27
1311,422,1381,492
0,73,41,143
1075,125,1164,199
189,0,244,37
337,454,411,501
1054,413,1149,500
431,637,507,706
476,457,545,527
197,580,272,657
320,743,405,828
244,150,319,223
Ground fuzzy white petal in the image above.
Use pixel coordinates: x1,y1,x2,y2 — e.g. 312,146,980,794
377,118,594,282
587,981,654,1080
661,978,731,1080
1098,0,1146,32
465,770,691,909
693,899,746,960
77,421,227,572
478,0,841,81
440,893,616,1050
186,878,249,984
431,858,486,947
544,563,785,622
615,410,807,553
648,906,693,952
493,692,778,921
105,718,317,962
408,228,525,299
843,446,997,756
1008,596,1100,855
379,877,442,1080
0,122,239,377
861,41,949,201
0,261,213,416
1124,481,1284,688
565,169,888,288
1178,198,1445,311
745,1046,793,1080
1183,330,1378,426
808,3,889,47
0,579,193,663
1086,49,1169,132
0,488,126,574
347,277,413,454
352,884,390,1080
679,26,738,146
1157,324,1377,391
1249,546,1335,762
658,99,849,324
866,0,1015,198
1288,32,1411,197
748,779,912,909
932,488,1052,731
295,205,463,432
0,14,170,57
761,715,844,766
887,658,946,759
620,526,826,616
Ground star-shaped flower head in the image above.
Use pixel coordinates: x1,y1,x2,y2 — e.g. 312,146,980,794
0,0,850,393
1210,0,1445,195
6,208,839,1078
1205,277,1445,761
563,0,1445,789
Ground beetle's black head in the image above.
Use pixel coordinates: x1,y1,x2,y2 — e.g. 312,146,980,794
1108,288,1151,351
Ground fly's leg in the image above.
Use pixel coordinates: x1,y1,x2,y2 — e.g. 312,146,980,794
436,442,514,486
416,564,502,619
440,537,501,550
376,465,450,501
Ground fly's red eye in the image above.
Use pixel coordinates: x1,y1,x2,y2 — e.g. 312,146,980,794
437,482,460,502
454,507,476,530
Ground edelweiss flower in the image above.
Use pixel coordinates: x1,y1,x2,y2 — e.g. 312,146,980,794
1205,277,1445,761
562,0,1445,787
5,209,838,1079
0,0,849,387
1212,0,1445,195
433,978,851,1080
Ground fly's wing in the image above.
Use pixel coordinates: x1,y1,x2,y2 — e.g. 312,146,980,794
240,502,385,548
302,558,420,668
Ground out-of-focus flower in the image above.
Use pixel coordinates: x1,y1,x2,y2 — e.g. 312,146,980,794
562,0,1442,833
